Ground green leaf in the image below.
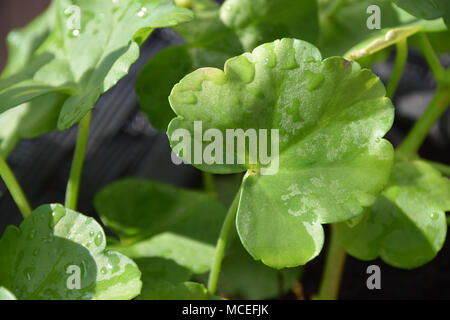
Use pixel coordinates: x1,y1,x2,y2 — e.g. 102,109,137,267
0,204,142,300
0,0,193,131
95,178,227,273
336,160,450,269
220,0,319,51
167,38,395,268
134,257,219,299
94,178,226,243
0,287,17,300
393,0,450,21
318,0,446,58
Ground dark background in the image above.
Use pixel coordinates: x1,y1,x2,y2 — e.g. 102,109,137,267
0,0,449,299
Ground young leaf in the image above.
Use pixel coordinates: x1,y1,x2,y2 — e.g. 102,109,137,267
336,160,450,269
220,0,319,51
167,38,395,268
95,178,227,273
0,0,193,131
0,204,142,300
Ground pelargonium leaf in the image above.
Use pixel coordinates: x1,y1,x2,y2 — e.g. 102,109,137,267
0,204,142,300
220,0,319,51
167,38,395,268
0,0,193,131
336,160,450,269
95,178,226,273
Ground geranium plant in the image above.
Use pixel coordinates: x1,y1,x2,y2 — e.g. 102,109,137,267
0,0,449,300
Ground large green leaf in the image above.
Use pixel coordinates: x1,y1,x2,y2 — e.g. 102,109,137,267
0,204,142,300
0,0,193,131
220,0,319,51
137,0,320,131
167,38,395,268
336,160,450,269
95,178,226,273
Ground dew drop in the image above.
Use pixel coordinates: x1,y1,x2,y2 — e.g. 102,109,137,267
430,212,439,220
33,248,39,256
305,70,324,91
89,231,94,237
27,229,36,240
137,7,148,18
94,232,104,246
23,267,34,281
100,267,107,275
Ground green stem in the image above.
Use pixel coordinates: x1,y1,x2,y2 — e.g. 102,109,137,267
416,33,445,82
0,155,31,218
424,160,450,177
317,225,347,300
65,111,91,210
386,38,408,99
397,86,450,157
202,172,216,197
208,189,241,294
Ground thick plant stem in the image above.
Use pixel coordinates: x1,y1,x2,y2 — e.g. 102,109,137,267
317,225,347,300
0,155,31,218
397,86,450,157
386,39,408,99
208,189,241,294
65,111,92,210
416,33,445,82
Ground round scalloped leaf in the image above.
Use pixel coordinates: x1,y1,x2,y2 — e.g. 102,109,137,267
220,0,319,51
336,160,450,269
167,38,395,268
0,0,193,130
0,204,142,300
